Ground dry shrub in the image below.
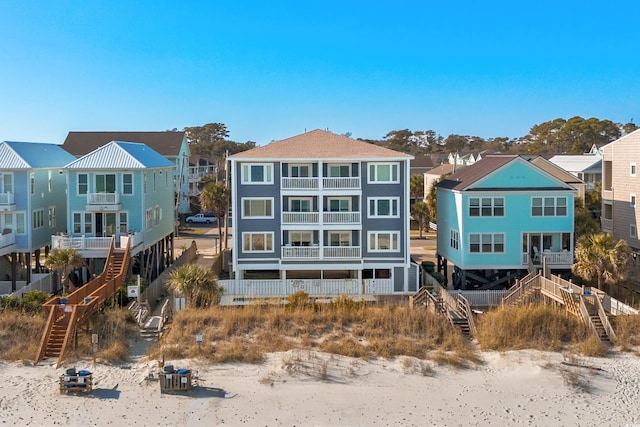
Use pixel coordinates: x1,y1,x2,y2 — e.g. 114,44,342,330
476,305,590,351
319,335,368,359
213,337,264,363
613,314,640,350
0,310,46,361
577,335,607,357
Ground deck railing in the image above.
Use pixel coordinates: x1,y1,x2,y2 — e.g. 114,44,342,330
0,192,14,205
323,177,360,189
282,212,319,224
281,177,318,190
87,192,120,205
323,246,360,258
220,278,362,297
0,231,15,249
323,211,360,224
51,235,113,251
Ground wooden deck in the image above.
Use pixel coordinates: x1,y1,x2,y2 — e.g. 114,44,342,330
35,238,130,368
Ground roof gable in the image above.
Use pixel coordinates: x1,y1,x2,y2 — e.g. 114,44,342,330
438,155,572,191
0,141,76,169
229,129,413,160
65,141,174,169
63,131,187,157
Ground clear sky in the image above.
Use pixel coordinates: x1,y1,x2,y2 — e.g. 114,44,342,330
1,1,638,146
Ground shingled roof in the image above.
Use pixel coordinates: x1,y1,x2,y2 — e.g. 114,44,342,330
63,131,186,157
437,155,518,190
230,129,413,160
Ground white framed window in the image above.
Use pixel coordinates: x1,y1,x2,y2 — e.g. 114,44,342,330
469,197,504,217
631,224,637,239
155,206,160,226
123,174,133,195
0,173,13,193
242,198,274,218
2,212,25,235
84,213,93,234
368,163,399,183
242,232,274,252
368,231,399,252
119,212,128,233
631,194,636,208
143,173,147,193
78,174,88,195
328,164,351,177
368,197,399,217
146,209,152,230
30,173,35,195
73,213,82,234
450,230,459,250
288,231,313,246
15,212,25,234
469,233,505,253
95,174,116,193
32,209,44,229
242,163,273,184
329,231,351,246
328,198,351,212
632,163,637,177
289,198,312,212
290,164,310,177
48,171,53,192
532,197,567,216
48,206,56,228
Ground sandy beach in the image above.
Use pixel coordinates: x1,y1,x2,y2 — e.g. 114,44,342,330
1,350,638,426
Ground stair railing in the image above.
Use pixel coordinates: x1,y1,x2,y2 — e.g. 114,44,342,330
455,293,477,336
594,295,616,342
34,307,58,365
56,306,80,368
577,295,599,339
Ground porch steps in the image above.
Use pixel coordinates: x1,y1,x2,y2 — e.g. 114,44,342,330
584,300,609,342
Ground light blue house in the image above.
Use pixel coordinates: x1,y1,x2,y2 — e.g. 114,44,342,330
436,155,577,289
63,131,191,214
54,141,176,282
0,141,76,290
223,130,417,303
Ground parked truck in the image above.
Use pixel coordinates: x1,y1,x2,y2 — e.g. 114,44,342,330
185,213,217,224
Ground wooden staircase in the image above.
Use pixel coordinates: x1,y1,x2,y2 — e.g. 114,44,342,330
411,285,476,338
35,238,130,368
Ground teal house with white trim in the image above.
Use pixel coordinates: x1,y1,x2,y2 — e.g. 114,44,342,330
436,155,577,289
54,141,176,282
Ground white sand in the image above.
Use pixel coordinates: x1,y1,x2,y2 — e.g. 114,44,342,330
1,350,638,426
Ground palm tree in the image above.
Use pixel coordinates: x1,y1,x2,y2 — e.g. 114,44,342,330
409,174,424,204
166,264,223,308
199,182,229,253
411,201,430,239
45,248,85,294
572,232,632,290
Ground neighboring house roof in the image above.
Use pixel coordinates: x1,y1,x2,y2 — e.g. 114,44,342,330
437,155,575,192
63,131,186,157
0,141,76,169
530,156,585,186
410,156,434,169
65,141,174,169
424,163,460,177
548,155,602,174
229,129,413,160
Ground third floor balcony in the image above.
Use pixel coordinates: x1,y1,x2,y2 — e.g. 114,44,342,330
281,176,360,191
0,192,16,211
86,192,121,211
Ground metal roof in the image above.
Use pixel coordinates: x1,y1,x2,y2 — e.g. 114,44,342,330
548,155,602,174
65,141,174,169
0,141,76,169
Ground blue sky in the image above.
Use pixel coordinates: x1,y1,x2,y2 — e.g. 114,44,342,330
1,1,638,145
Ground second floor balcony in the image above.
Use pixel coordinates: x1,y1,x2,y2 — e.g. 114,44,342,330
281,211,361,225
281,245,361,260
86,193,121,211
281,176,361,191
0,192,16,211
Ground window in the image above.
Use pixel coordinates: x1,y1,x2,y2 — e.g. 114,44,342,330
15,212,25,234
242,198,273,218
243,232,274,252
469,197,504,217
632,194,636,208
78,174,88,195
328,165,350,177
369,163,399,183
289,198,311,212
123,174,133,195
120,212,128,233
290,165,310,177
84,213,93,234
30,173,35,195
48,171,52,192
32,209,44,229
153,172,157,192
143,173,147,193
631,224,637,239
96,174,116,193
369,231,399,251
73,213,82,234
469,233,505,253
531,197,568,216
328,198,350,212
242,163,273,184
155,206,160,226
329,232,351,246
368,197,399,217
146,209,152,230
632,163,637,177
450,230,459,250
289,231,312,246
48,206,56,228
0,173,12,193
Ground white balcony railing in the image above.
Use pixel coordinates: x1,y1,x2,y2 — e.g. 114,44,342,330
323,211,361,224
51,235,113,251
323,246,360,258
522,251,573,265
120,232,144,249
0,231,16,249
0,192,14,205
281,245,362,260
219,278,362,297
282,212,320,224
281,177,319,190
87,192,120,205
281,246,320,259
323,177,360,190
